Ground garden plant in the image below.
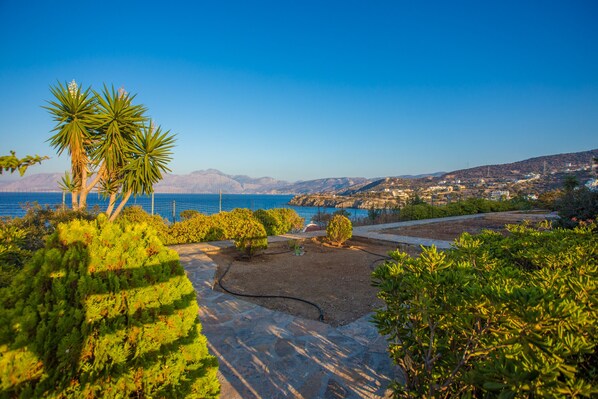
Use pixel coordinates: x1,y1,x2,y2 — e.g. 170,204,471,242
0,217,219,397
326,214,353,246
372,223,597,398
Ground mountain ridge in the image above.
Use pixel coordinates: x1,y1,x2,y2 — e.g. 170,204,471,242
1,148,596,194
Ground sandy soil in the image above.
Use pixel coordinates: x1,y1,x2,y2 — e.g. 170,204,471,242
208,238,419,326
381,212,552,241
206,212,552,326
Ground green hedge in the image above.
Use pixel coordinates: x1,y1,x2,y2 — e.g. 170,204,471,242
398,197,531,221
116,207,302,246
372,223,597,397
0,217,219,398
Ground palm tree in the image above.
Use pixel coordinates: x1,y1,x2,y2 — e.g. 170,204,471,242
45,80,96,209
108,122,174,221
45,82,175,218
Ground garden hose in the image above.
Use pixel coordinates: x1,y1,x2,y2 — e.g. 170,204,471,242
216,257,325,322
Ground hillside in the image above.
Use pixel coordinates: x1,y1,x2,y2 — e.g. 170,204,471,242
289,149,598,209
1,149,596,196
444,149,598,180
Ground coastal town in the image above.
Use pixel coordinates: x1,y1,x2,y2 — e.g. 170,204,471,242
290,150,598,209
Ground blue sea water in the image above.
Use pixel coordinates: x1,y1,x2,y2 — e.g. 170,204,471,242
0,192,368,224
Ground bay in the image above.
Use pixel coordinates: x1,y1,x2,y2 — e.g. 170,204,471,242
0,192,368,224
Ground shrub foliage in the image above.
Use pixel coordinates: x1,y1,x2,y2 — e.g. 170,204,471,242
372,224,597,398
398,197,531,221
0,217,219,398
326,215,352,246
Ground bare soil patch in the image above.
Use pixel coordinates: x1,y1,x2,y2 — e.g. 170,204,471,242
382,212,552,241
208,237,420,326
205,212,551,326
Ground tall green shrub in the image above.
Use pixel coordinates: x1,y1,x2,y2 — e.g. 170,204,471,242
253,209,279,236
0,217,219,398
326,215,352,246
253,208,304,236
372,224,597,398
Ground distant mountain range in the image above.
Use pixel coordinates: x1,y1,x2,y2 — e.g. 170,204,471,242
0,169,371,195
1,148,596,195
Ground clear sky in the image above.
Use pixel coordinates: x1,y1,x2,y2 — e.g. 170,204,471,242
0,0,597,182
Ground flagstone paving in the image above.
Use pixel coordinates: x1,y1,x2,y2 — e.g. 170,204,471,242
173,214,503,398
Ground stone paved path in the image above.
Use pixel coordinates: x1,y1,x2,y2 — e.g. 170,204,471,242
174,213,531,398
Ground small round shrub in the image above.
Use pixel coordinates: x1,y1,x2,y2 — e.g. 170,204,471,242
270,208,304,233
326,215,352,246
234,218,268,258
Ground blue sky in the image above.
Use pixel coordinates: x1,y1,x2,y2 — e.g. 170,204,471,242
0,0,597,181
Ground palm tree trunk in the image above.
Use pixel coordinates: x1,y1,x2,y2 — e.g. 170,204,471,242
79,166,88,209
71,191,79,210
80,163,106,210
109,190,133,222
105,192,117,217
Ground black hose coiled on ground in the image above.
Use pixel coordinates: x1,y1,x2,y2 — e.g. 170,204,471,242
216,252,325,322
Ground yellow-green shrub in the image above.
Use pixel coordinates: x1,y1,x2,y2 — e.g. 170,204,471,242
233,218,268,258
253,208,304,236
0,218,219,397
166,213,214,244
372,224,597,397
326,215,352,246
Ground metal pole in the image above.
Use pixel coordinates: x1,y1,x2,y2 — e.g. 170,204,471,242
151,192,154,215
62,191,66,210
172,200,176,223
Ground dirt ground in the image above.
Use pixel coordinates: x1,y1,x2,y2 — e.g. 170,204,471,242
208,237,419,327
206,212,552,326
381,212,552,241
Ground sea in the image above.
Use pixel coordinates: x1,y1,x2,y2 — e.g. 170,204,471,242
0,192,368,225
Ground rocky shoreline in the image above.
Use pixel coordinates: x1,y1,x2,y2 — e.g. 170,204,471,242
289,194,400,209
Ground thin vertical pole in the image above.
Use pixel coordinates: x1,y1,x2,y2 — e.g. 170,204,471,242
151,192,155,215
62,191,66,210
219,189,222,213
172,200,176,223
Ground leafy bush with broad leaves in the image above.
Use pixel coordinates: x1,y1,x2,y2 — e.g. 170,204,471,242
0,216,219,398
372,223,597,398
326,215,352,246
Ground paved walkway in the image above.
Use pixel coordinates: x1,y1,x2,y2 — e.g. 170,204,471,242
174,212,547,398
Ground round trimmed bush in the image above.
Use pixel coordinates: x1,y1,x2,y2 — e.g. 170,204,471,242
233,218,268,258
0,218,219,398
326,215,352,246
